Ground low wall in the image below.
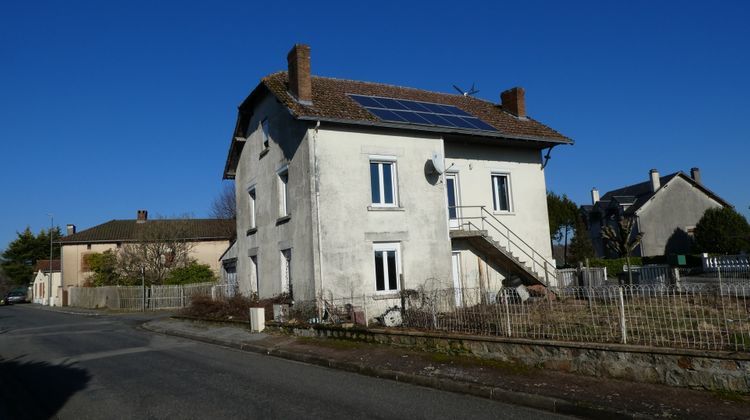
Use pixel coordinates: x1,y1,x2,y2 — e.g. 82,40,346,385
68,286,120,309
272,323,750,393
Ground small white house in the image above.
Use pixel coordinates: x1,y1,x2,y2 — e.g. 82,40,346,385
32,259,61,306
222,44,572,308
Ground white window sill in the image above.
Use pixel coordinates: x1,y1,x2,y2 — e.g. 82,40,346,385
372,292,400,300
368,206,405,212
492,211,515,216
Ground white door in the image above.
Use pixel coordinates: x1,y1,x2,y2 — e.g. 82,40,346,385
445,173,460,229
451,252,463,307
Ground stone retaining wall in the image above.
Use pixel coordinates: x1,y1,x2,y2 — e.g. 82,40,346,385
271,323,750,393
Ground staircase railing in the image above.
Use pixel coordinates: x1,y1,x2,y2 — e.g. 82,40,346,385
451,205,557,286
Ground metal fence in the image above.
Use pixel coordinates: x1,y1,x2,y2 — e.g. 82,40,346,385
69,282,228,311
293,283,750,352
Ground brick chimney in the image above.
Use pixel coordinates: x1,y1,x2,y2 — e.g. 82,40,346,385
500,87,526,118
591,188,600,205
690,167,702,184
66,224,76,235
287,44,312,105
649,169,660,192
137,209,148,223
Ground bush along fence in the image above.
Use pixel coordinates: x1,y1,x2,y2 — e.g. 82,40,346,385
284,282,750,353
67,282,237,310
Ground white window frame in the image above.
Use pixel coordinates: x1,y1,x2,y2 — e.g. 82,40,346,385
369,156,398,207
247,185,257,229
261,118,270,149
373,242,402,293
491,172,513,213
280,249,291,294
249,255,259,294
277,166,289,217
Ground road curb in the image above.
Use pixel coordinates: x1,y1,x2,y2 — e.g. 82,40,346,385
142,321,647,419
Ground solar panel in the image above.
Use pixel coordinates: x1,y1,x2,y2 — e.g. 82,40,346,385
349,94,498,132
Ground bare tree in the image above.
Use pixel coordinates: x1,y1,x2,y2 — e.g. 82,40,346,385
116,218,195,286
601,216,644,285
210,182,236,220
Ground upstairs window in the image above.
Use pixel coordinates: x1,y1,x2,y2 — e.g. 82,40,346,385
261,118,270,149
491,173,512,212
248,186,257,229
370,160,397,206
373,243,401,292
278,167,289,217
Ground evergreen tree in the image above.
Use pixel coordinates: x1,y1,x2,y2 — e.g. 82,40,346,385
569,213,595,265
1,226,61,285
694,207,750,254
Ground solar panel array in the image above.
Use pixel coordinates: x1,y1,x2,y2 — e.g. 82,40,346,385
348,94,498,132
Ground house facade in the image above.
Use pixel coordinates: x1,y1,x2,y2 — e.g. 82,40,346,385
582,168,730,257
58,211,234,290
223,44,572,305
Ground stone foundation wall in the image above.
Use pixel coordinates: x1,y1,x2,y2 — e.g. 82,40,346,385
273,323,750,393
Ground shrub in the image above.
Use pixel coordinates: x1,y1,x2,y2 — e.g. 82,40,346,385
179,294,257,321
694,207,750,254
164,263,216,285
588,257,643,277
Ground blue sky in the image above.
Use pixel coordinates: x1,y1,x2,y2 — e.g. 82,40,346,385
1,0,748,250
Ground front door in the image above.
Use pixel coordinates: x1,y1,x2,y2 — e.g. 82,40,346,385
445,173,460,229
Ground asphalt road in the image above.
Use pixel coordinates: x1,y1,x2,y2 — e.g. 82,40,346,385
0,305,572,419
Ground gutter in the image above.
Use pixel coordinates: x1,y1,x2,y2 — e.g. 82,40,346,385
296,115,574,147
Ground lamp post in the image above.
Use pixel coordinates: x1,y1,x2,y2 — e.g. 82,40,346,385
48,213,53,306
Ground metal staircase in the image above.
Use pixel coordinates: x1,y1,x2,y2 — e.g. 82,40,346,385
450,206,556,287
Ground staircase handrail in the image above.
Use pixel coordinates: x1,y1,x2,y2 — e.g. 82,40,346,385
452,205,556,283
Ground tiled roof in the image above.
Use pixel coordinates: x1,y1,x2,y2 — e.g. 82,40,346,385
58,219,235,244
258,72,572,143
34,260,60,272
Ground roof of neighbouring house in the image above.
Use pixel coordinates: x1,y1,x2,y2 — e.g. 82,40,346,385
589,172,731,216
58,219,235,244
34,260,60,272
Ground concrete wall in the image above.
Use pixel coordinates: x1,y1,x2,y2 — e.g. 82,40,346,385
314,127,453,298
234,94,317,300
451,239,507,292
637,176,724,256
68,286,121,309
284,325,750,393
61,239,230,289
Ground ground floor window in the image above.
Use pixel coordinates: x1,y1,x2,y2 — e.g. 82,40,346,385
281,249,292,296
373,243,401,292
249,255,259,294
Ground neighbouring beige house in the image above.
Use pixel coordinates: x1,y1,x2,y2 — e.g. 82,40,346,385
32,259,61,306
58,211,234,293
222,44,572,308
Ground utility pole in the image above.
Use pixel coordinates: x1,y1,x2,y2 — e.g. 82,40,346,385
48,213,53,307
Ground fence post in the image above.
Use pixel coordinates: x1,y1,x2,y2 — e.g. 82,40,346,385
181,285,185,308
503,288,512,337
618,287,627,344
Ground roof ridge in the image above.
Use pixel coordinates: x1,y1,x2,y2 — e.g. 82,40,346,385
265,70,499,106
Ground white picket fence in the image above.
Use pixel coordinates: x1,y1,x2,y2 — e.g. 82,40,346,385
556,267,608,287
68,282,232,311
702,254,750,273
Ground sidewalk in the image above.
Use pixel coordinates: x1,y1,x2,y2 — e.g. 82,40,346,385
143,317,750,419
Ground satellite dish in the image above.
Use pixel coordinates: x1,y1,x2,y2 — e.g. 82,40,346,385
430,153,445,175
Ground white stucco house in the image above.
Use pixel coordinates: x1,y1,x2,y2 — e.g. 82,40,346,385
222,44,572,307
32,259,61,306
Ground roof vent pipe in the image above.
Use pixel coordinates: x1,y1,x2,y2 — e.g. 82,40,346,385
649,169,660,192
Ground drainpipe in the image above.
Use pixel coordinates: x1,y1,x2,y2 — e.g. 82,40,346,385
312,121,325,297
